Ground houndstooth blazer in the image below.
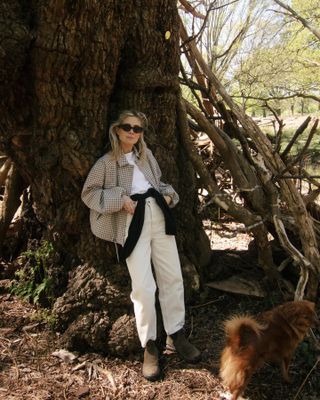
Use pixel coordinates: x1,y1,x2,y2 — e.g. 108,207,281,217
81,147,179,245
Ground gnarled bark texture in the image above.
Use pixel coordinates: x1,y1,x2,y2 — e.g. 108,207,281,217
0,1,211,354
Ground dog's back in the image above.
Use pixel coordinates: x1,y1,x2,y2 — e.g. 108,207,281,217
220,301,317,400
257,300,317,374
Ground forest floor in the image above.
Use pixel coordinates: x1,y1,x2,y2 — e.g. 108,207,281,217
1,226,320,400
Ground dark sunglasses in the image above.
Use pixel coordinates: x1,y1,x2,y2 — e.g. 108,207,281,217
118,124,144,133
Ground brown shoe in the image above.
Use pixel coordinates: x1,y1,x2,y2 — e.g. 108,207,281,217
142,340,161,381
167,329,201,363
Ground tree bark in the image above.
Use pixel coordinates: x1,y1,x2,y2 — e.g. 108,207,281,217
0,1,211,354
0,162,27,253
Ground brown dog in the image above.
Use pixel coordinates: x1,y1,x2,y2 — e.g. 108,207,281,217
219,300,318,400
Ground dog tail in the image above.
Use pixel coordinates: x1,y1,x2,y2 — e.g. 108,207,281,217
224,315,264,350
219,315,265,395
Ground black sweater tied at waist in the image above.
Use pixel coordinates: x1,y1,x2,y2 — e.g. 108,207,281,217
120,188,176,261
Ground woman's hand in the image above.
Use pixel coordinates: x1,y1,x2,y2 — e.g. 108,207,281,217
122,195,137,215
164,195,172,205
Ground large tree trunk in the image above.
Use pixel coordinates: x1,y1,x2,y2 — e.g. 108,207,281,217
0,1,211,354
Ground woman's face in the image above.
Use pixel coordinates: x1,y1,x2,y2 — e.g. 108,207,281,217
116,116,143,153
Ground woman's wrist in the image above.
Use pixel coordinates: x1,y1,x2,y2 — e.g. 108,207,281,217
164,195,172,205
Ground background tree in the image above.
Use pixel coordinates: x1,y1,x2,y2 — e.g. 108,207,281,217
232,0,320,114
273,0,320,41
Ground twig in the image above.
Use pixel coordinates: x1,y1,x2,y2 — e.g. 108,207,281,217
279,119,319,177
273,214,314,300
293,357,320,400
190,298,224,309
188,315,194,339
302,169,320,188
276,175,320,179
281,116,311,159
180,63,210,119
179,4,211,48
277,256,291,272
264,102,284,154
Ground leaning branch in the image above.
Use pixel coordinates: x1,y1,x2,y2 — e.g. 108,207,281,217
279,119,319,177
177,97,262,228
281,116,311,159
273,214,311,300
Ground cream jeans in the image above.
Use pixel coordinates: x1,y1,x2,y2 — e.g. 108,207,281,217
125,197,185,348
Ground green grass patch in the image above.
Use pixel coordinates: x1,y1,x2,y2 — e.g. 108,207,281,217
10,240,55,306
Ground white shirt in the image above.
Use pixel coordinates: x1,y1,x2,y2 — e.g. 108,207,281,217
125,152,152,195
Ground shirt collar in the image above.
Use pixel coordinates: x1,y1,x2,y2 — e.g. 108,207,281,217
117,146,140,166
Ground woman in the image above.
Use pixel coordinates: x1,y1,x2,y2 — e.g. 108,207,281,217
81,110,201,381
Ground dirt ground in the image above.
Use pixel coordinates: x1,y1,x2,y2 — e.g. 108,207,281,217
1,228,319,400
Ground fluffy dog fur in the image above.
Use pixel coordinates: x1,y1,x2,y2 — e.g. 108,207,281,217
219,300,318,400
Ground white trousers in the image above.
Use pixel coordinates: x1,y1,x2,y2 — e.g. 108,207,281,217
125,197,185,348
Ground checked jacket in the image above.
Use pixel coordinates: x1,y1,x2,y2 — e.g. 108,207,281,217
81,147,179,246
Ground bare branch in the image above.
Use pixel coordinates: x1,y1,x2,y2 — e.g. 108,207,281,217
233,92,320,103
277,175,320,180
281,116,311,159
279,119,319,177
264,102,284,154
273,0,320,41
301,169,320,188
178,0,206,19
273,214,311,300
177,96,263,228
303,188,320,206
180,63,210,118
214,24,247,60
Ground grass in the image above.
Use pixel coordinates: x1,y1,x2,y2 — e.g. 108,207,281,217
260,116,320,177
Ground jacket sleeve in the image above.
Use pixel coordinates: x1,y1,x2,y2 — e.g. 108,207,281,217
147,149,179,207
81,158,126,214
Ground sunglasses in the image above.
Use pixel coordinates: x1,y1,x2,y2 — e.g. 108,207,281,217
118,124,144,134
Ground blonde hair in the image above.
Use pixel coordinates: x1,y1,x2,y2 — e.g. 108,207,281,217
109,110,148,161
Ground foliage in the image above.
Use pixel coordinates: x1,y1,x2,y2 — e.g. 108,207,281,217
30,308,57,328
231,0,320,115
181,0,320,115
10,241,55,306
